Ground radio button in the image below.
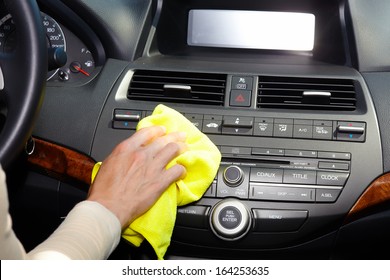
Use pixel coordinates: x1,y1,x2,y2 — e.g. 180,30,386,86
223,166,244,186
252,209,308,232
318,162,349,170
210,199,251,240
177,205,210,228
285,149,317,158
317,172,349,186
250,185,315,202
283,170,317,185
318,151,351,160
315,188,342,202
252,148,284,156
250,168,283,183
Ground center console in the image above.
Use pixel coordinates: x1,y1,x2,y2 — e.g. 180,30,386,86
90,0,383,259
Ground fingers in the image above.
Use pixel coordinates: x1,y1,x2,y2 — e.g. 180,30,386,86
118,126,167,151
145,131,187,157
164,164,187,184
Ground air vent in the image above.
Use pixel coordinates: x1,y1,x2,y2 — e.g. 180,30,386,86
128,70,226,106
258,76,357,110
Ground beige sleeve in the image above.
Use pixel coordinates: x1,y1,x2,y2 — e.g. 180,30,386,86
0,166,27,259
0,165,121,260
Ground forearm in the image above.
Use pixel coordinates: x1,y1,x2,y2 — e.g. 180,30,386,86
27,201,121,260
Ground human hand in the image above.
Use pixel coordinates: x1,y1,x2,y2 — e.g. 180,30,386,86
87,126,187,229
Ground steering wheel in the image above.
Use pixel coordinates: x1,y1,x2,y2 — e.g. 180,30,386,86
0,0,47,168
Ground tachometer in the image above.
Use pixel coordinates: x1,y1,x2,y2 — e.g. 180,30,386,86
0,12,66,80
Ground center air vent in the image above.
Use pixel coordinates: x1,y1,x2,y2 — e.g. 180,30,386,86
257,76,357,110
128,70,226,106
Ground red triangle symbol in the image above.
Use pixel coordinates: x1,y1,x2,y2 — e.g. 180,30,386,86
235,94,245,102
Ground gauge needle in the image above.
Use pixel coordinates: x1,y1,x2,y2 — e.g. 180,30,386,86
73,65,90,76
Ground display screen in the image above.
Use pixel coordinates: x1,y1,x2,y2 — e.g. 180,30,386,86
188,10,315,51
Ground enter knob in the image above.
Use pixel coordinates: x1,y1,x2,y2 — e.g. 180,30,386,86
210,199,251,240
223,165,244,186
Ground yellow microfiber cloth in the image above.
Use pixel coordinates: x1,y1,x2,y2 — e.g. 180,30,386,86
91,104,221,259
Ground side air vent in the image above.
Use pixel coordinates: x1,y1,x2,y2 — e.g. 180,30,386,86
258,76,357,110
128,70,226,106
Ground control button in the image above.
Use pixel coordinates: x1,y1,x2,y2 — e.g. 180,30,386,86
202,119,222,134
250,185,315,202
176,205,210,228
223,166,244,186
252,148,284,156
314,120,333,126
252,209,308,232
274,118,294,124
273,123,293,138
231,76,253,90
315,188,342,202
210,199,251,240
223,116,253,128
283,170,317,185
293,125,313,139
313,125,333,140
318,152,351,160
230,90,252,107
294,119,313,125
204,114,223,121
114,109,142,122
336,121,366,142
222,127,253,136
219,206,242,229
316,172,349,186
221,146,251,155
184,113,203,120
190,119,203,130
253,118,274,137
285,150,317,158
112,121,137,130
250,168,283,183
217,166,250,198
318,162,350,170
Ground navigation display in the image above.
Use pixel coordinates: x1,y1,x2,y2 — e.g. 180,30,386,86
188,10,315,51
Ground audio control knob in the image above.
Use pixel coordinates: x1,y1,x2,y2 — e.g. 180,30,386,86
223,165,244,186
210,199,251,241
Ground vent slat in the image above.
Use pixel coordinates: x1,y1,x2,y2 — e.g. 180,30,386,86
258,76,357,111
128,70,226,106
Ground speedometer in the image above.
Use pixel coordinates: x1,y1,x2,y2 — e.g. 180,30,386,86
0,12,66,80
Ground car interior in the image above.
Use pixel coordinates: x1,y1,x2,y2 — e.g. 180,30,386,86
1,0,390,260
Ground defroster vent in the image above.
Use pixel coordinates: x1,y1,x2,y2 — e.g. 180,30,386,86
258,76,357,110
128,70,226,106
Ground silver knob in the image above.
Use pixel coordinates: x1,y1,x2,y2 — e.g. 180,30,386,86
223,165,244,186
210,199,251,241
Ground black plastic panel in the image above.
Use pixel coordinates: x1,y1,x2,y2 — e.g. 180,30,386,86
90,57,382,258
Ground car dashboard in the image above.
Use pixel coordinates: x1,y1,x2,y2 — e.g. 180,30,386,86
4,0,390,260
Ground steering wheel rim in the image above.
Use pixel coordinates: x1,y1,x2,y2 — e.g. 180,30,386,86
0,0,47,168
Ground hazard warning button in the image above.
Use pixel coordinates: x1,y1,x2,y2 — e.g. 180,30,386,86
230,90,252,107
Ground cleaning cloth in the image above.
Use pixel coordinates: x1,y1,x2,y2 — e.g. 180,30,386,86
92,104,221,259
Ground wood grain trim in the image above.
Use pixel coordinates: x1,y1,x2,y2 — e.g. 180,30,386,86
27,137,96,187
345,172,390,224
